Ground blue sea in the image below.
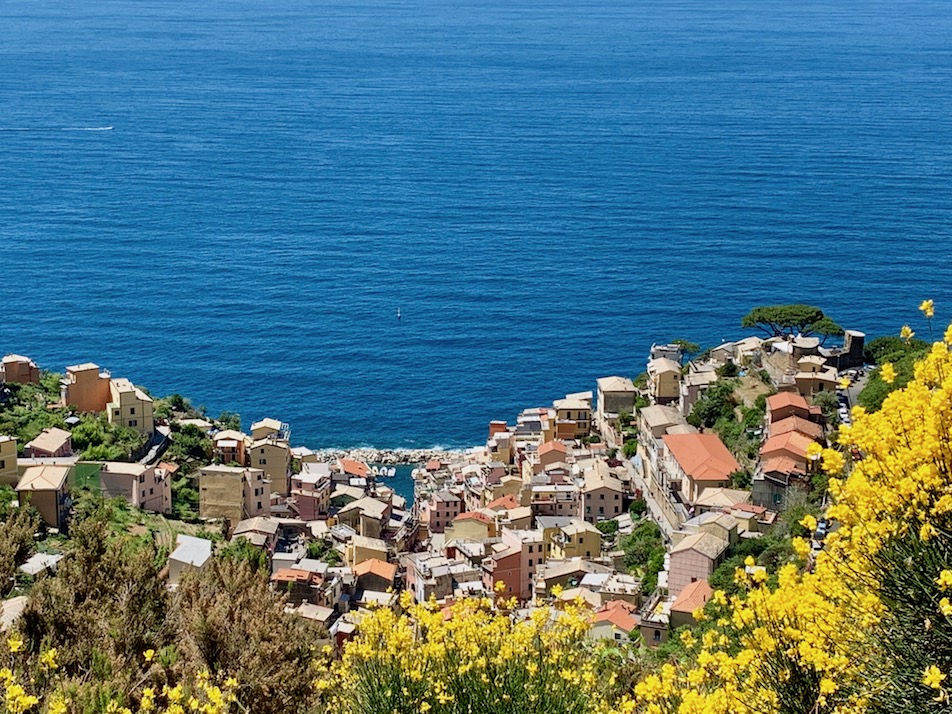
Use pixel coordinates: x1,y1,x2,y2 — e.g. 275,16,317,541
1,0,951,450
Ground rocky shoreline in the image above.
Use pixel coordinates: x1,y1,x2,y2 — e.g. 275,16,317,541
308,446,474,465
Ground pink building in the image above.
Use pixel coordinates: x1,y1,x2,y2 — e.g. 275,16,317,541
24,428,73,458
289,464,331,521
420,490,463,534
481,528,544,603
668,532,728,596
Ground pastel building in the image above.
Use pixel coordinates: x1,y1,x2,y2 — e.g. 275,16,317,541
0,436,17,487
1,355,40,385
198,465,270,524
107,378,154,436
17,465,72,531
24,428,73,459
98,462,172,514
661,433,741,505
62,363,112,413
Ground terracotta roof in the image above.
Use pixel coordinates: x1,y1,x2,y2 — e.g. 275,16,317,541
662,433,740,482
760,432,814,460
731,502,767,515
670,579,713,614
454,511,492,525
771,416,823,439
766,392,809,414
761,456,804,475
353,558,397,582
271,568,312,584
158,461,180,475
594,600,640,632
538,440,567,456
486,494,519,511
425,459,442,471
339,459,369,478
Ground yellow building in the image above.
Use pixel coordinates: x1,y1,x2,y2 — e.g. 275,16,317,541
549,518,602,560
62,363,111,413
346,535,388,567
250,417,284,441
17,465,71,531
0,436,17,487
198,465,270,524
250,437,291,495
106,378,154,436
553,393,593,440
647,357,681,406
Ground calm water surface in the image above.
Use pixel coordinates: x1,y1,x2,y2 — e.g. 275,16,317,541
1,0,950,448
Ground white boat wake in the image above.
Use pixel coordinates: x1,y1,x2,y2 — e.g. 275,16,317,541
0,126,114,132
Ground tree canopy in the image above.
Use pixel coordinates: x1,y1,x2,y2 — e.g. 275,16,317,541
741,304,844,341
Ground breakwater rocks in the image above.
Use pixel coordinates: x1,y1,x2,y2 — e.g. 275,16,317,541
309,447,473,465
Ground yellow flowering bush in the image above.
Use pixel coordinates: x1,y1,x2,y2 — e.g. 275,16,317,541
319,596,612,714
632,314,952,714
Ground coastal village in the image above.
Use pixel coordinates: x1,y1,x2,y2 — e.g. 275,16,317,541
0,322,868,649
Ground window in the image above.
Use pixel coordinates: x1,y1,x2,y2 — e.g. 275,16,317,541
528,559,533,566
614,494,619,500
259,458,266,465
130,407,136,415
0,460,4,469
599,494,605,500
114,410,120,417
586,506,591,513
257,501,262,510
653,630,661,642
139,474,145,484
141,491,146,499
598,506,604,514
149,488,154,495
130,419,137,427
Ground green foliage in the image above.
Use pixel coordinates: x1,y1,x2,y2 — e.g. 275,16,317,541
596,520,619,535
708,536,792,597
629,498,648,518
0,506,39,595
171,475,200,522
38,371,63,400
620,521,665,594
812,390,841,425
622,440,638,459
715,361,740,378
171,559,325,713
756,369,773,385
863,335,929,365
633,394,649,412
216,411,241,431
219,537,268,572
688,381,737,429
632,372,649,389
671,339,700,356
0,382,70,453
730,469,752,490
18,507,325,713
858,339,930,412
863,515,952,714
166,424,212,462
68,413,145,461
741,304,843,340
306,539,343,565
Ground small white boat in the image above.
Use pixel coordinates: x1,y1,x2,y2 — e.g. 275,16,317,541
388,467,396,477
